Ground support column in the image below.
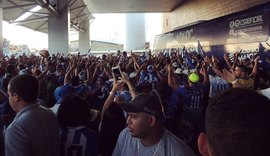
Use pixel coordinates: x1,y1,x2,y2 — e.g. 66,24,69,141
125,13,146,51
79,19,90,55
0,1,3,60
48,3,70,55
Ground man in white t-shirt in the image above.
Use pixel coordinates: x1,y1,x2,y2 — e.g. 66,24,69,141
112,92,195,156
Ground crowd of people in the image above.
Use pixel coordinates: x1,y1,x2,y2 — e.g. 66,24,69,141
0,49,270,156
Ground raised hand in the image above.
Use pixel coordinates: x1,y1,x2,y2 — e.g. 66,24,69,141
203,56,211,65
254,56,260,62
222,68,236,82
223,54,230,62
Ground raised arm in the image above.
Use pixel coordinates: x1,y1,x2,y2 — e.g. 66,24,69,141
120,72,137,98
153,63,164,83
102,61,113,79
133,63,147,80
125,59,134,72
84,58,95,85
64,59,76,84
37,62,49,81
223,54,232,69
205,56,225,79
250,56,260,77
132,54,141,70
200,61,209,85
231,51,240,70
167,62,179,90
100,79,120,122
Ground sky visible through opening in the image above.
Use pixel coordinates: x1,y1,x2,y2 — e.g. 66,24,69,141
3,13,162,50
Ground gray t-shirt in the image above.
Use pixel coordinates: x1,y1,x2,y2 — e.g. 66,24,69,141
112,127,195,156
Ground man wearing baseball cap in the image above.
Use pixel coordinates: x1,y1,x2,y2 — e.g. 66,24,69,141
112,92,195,156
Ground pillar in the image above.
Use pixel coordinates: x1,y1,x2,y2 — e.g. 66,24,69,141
79,19,90,55
0,0,3,60
48,3,70,55
125,13,146,51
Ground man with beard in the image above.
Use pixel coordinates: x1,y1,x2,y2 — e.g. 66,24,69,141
112,92,195,156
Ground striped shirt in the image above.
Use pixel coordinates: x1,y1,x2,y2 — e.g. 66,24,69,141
59,126,98,156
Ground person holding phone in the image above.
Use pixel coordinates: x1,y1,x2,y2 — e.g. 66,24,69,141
112,66,122,82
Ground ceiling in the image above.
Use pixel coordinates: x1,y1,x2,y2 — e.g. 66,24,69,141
84,0,185,13
2,0,185,33
3,0,94,33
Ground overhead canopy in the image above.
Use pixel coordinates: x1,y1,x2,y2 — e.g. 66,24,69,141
3,0,95,33
84,0,185,13
2,0,185,33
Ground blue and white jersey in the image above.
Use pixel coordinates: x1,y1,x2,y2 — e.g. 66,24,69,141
173,84,209,149
166,83,208,120
139,54,147,63
139,71,158,85
179,84,208,114
143,72,158,83
60,126,98,156
138,70,147,84
209,75,231,97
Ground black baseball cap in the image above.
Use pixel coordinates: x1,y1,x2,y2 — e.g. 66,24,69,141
120,93,164,119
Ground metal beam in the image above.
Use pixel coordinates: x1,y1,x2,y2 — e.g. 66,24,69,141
71,24,85,33
71,13,89,20
34,21,47,31
81,14,90,26
3,3,37,10
69,0,77,8
90,18,95,24
70,5,86,11
26,11,50,16
6,0,30,21
72,5,87,20
70,20,85,32
9,16,49,24
37,27,47,31
34,0,60,17
6,0,28,11
6,0,48,17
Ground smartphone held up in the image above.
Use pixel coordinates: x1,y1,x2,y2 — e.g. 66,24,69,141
112,66,122,82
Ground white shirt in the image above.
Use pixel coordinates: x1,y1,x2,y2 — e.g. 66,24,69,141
260,87,270,99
